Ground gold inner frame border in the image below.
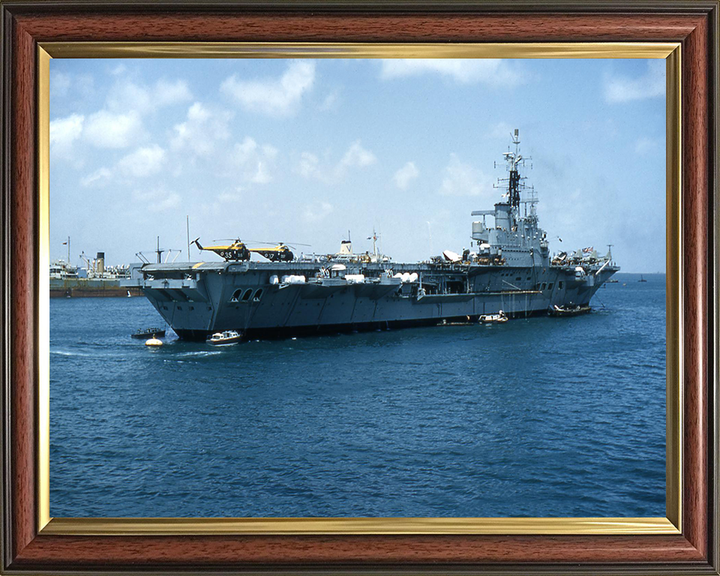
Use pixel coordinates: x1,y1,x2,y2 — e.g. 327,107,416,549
36,41,682,537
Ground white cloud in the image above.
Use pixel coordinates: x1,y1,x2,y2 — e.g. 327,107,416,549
340,141,376,169
303,201,334,223
221,61,315,116
155,79,193,107
296,141,376,183
106,81,153,114
380,59,523,86
118,144,166,177
171,102,232,158
604,61,665,103
393,161,419,189
80,167,112,188
297,152,320,179
320,90,340,111
132,187,180,213
106,76,193,115
83,110,143,148
217,188,244,204
440,154,494,197
50,113,84,156
231,137,278,184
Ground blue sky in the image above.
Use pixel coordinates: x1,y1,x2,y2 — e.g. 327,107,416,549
49,58,666,272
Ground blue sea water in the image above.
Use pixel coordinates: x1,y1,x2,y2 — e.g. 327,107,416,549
50,273,665,518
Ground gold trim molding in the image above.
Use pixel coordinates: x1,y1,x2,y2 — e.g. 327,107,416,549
40,41,679,59
43,516,679,536
36,41,683,537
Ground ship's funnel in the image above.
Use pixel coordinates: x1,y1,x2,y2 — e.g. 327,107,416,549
96,252,105,274
339,240,353,255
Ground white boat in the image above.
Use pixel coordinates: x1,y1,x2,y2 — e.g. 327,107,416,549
207,330,243,345
478,311,508,324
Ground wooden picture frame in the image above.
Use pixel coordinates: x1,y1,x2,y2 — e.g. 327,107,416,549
1,1,718,573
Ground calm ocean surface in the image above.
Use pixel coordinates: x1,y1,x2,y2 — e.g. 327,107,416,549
50,273,665,518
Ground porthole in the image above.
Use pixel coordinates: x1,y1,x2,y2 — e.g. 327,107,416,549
241,289,253,301
253,288,264,301
230,288,243,302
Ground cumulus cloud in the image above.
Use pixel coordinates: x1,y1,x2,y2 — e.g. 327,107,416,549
171,102,232,158
296,141,376,183
217,188,244,204
604,60,665,103
83,110,144,148
303,201,334,223
80,167,112,188
339,141,376,169
155,79,193,107
297,152,321,179
50,113,84,156
79,144,165,187
106,77,192,115
380,59,523,86
132,187,180,213
221,61,315,117
231,137,278,184
320,90,340,111
393,161,419,189
440,154,494,197
117,144,166,177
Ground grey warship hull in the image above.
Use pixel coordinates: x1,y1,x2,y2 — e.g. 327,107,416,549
140,259,617,341
139,130,619,340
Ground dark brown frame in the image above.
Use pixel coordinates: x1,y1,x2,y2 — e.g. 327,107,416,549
1,1,718,574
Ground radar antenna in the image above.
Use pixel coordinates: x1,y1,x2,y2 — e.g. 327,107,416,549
493,129,536,224
506,129,523,210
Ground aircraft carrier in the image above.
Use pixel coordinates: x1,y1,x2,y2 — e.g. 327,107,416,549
138,131,619,340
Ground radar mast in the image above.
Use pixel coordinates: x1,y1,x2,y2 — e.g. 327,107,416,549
495,129,536,226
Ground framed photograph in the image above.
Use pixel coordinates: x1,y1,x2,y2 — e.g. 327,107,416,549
1,1,718,574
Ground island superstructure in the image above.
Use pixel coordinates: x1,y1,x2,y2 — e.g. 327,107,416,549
138,130,619,340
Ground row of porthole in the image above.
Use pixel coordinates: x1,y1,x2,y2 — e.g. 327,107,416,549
537,281,563,291
230,288,264,302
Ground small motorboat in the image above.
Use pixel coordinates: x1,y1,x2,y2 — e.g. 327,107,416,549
478,311,508,324
548,304,592,317
207,330,243,346
132,328,166,339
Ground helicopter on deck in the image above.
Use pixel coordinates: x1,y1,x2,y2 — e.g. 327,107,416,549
191,238,305,262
